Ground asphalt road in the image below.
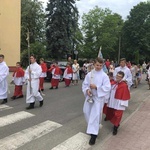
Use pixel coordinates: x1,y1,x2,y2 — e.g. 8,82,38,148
0,73,149,150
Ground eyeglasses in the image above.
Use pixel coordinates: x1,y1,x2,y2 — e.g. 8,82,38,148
116,75,123,78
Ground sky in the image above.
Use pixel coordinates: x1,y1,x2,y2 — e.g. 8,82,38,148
39,0,147,23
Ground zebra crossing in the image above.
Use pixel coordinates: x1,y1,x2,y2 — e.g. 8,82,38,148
0,104,91,150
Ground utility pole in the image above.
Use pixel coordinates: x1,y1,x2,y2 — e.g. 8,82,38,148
118,36,121,64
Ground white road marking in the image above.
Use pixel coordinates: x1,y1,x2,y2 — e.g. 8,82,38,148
0,120,62,150
52,132,91,150
0,105,12,111
0,111,34,127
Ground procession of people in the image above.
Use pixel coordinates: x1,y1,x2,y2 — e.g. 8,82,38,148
0,53,150,146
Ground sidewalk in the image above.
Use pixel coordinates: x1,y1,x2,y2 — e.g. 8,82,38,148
98,94,150,150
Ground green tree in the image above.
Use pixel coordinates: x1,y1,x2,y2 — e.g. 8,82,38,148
122,1,150,63
81,6,112,58
46,0,79,60
21,42,47,67
21,0,46,67
21,0,45,51
100,13,124,61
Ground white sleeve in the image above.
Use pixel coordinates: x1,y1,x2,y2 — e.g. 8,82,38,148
97,74,111,98
82,72,91,97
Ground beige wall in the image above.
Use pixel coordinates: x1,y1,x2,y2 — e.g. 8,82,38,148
0,0,21,68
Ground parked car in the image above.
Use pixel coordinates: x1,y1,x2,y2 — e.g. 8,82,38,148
58,61,67,81
44,61,53,81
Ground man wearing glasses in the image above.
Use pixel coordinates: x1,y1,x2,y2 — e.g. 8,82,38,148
105,71,130,135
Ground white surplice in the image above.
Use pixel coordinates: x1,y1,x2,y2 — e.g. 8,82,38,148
113,66,132,87
0,62,9,99
63,68,72,79
82,69,111,135
25,62,43,103
107,84,129,110
12,74,25,86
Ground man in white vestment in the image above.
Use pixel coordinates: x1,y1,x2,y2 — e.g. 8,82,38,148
113,58,132,88
82,57,111,145
0,54,9,104
25,54,43,109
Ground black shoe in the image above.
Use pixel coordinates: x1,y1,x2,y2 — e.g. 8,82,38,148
113,126,119,135
39,100,43,107
65,85,69,87
55,86,58,89
26,102,35,110
11,96,16,100
89,134,97,145
16,95,24,99
104,117,108,121
49,87,53,90
41,89,44,91
1,99,7,104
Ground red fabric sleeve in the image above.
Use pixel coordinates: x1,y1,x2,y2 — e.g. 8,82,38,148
48,67,54,72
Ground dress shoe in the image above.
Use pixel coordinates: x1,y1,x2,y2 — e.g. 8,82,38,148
1,99,7,104
113,125,119,135
11,96,16,100
26,102,35,110
49,87,53,89
89,134,97,145
104,117,108,121
55,86,58,89
16,95,24,99
39,100,43,107
41,89,44,91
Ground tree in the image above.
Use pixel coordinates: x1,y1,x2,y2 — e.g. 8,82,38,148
122,1,150,63
81,6,112,58
100,13,124,61
21,0,46,67
21,0,46,51
46,0,79,60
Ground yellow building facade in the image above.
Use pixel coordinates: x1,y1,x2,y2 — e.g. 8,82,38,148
0,0,21,71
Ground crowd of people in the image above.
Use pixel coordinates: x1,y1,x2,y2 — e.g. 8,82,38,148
0,54,81,109
0,53,150,146
82,57,150,145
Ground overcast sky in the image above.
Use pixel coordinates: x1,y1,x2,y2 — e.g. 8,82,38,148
39,0,147,22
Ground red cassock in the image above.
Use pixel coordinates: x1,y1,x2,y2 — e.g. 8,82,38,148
105,81,130,126
12,67,25,97
39,63,47,90
51,66,62,87
115,81,130,100
41,63,47,73
13,67,24,78
64,66,73,86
